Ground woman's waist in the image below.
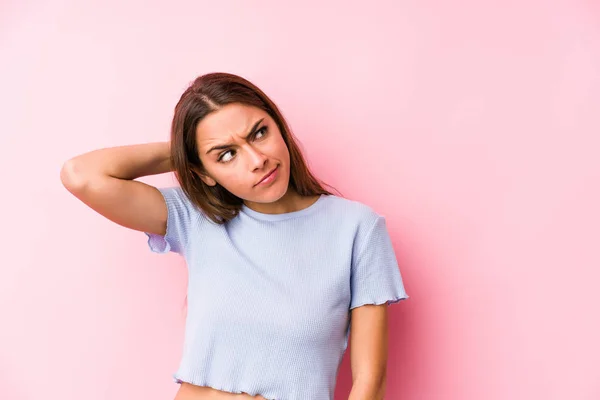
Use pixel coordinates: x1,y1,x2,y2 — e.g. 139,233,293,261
174,382,268,400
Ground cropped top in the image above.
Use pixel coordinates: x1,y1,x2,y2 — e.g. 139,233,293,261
144,187,409,400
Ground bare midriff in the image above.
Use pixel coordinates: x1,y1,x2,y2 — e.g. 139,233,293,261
174,382,268,400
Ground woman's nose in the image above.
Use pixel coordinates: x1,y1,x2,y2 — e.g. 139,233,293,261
247,146,267,170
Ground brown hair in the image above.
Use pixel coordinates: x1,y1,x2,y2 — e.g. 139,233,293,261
169,72,337,224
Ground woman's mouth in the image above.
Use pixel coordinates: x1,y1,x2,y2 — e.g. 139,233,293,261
255,166,279,186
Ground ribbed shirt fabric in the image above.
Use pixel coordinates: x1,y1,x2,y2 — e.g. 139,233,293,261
144,187,409,400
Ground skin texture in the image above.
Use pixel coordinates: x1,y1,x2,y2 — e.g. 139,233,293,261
174,384,267,400
348,304,389,400
194,103,320,215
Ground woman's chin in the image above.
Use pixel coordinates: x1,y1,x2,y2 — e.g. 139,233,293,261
243,180,290,205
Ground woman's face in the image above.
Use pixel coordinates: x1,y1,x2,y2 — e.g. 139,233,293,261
195,103,291,204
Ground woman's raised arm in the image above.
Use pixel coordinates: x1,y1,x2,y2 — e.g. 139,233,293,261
60,142,174,236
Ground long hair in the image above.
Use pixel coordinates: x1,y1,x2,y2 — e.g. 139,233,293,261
169,72,337,224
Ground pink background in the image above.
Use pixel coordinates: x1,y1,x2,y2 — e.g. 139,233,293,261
1,1,599,399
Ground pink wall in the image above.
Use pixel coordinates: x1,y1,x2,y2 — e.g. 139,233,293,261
1,1,599,399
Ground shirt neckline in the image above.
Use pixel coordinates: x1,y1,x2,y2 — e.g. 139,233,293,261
240,194,327,221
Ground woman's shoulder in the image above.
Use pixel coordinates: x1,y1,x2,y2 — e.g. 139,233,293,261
321,194,382,226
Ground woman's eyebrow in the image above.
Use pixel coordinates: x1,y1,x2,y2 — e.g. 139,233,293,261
205,118,265,155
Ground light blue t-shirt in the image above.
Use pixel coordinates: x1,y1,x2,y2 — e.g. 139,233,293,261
144,187,409,400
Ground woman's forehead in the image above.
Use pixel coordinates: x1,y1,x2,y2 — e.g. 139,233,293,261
196,103,268,141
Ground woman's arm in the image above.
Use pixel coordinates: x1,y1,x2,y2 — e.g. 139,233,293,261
60,142,174,236
62,141,173,181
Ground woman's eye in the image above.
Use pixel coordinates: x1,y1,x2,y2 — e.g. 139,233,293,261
217,127,267,163
218,150,235,163
254,126,268,140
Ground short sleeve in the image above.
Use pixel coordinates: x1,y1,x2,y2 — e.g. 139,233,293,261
144,186,196,255
350,215,409,310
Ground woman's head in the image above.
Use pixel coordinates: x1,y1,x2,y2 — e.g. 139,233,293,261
169,72,334,223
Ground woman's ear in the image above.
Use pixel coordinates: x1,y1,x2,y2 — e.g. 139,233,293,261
200,175,217,187
191,166,217,187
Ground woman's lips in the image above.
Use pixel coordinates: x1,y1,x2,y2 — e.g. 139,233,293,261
255,166,278,186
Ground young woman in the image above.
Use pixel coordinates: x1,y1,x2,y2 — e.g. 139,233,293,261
60,72,409,400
